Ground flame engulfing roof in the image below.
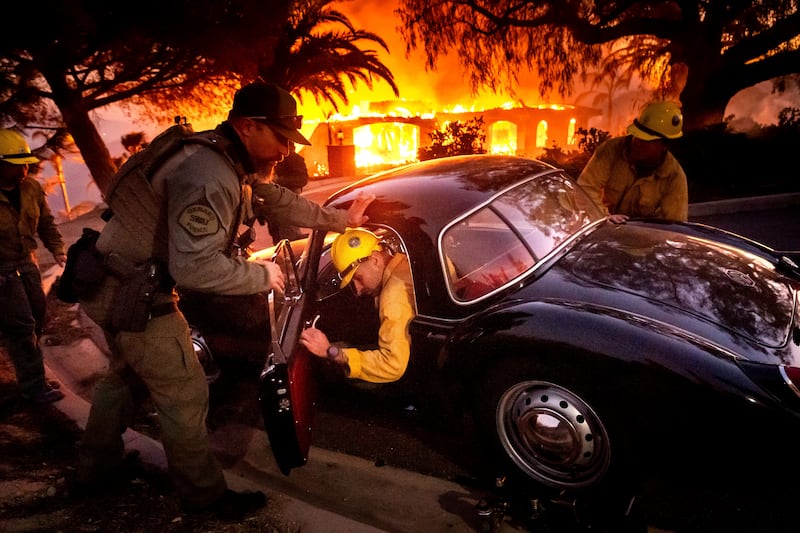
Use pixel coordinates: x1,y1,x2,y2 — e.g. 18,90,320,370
298,101,599,178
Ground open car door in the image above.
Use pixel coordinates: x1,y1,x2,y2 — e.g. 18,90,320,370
257,240,317,475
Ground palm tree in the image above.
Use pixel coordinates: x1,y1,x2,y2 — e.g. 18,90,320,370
259,0,399,111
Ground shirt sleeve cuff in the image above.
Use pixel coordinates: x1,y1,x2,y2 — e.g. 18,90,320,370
342,347,359,378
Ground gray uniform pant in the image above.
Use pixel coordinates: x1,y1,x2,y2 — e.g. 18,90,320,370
78,275,226,507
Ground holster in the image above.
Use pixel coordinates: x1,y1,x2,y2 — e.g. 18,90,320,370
109,259,170,332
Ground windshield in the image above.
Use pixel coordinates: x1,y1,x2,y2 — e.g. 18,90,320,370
441,171,602,302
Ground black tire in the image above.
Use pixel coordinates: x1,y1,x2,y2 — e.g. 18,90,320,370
476,358,624,493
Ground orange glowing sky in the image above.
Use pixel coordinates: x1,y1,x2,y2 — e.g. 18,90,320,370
295,0,558,123
296,0,800,135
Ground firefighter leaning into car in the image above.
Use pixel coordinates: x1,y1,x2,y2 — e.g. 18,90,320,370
300,228,416,383
578,101,689,223
0,129,66,405
75,82,373,518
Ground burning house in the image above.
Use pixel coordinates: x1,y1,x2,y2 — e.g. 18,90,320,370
298,100,600,178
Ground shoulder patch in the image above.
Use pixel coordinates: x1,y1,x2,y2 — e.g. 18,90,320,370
178,203,220,236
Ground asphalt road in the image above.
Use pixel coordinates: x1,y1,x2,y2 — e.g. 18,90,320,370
690,204,800,251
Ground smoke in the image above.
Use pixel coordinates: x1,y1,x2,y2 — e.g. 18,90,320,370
726,81,800,130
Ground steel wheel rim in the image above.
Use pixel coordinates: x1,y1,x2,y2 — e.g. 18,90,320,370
496,380,611,489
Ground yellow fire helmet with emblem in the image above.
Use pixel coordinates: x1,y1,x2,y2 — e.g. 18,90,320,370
331,228,383,288
0,129,39,165
627,101,683,141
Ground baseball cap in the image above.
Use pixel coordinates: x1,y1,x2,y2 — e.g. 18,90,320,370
231,82,311,145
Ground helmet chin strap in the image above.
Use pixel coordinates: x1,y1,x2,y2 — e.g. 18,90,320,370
632,119,669,140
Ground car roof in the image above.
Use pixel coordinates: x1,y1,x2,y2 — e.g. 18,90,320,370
325,155,558,231
323,155,561,318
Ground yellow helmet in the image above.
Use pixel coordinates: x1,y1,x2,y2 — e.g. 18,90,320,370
331,228,382,288
0,129,39,165
627,102,683,141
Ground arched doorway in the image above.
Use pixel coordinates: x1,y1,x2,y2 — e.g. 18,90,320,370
353,122,419,169
489,120,518,154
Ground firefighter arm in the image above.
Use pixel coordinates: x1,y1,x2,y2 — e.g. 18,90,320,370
658,171,689,221
33,182,66,258
343,278,415,383
577,148,613,216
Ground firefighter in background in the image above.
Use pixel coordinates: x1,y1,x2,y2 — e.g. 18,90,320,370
266,142,310,243
578,101,689,223
0,129,66,404
300,228,416,383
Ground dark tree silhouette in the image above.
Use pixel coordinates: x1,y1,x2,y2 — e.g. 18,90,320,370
398,0,800,131
0,0,291,193
259,0,399,111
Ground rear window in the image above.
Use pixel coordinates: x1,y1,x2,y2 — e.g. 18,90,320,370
441,172,601,302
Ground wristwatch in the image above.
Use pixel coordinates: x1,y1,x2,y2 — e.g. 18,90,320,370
326,345,341,362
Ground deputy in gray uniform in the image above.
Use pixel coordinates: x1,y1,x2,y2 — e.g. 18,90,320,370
75,82,373,518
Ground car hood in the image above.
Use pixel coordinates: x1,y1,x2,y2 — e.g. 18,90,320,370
568,223,796,349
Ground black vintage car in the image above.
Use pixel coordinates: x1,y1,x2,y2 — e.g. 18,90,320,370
192,154,800,499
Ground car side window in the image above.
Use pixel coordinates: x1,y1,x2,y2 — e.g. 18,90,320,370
493,174,599,257
442,172,601,302
443,208,535,301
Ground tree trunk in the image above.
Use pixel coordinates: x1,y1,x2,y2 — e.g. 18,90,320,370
39,65,117,196
677,39,740,132
680,79,730,132
61,106,117,196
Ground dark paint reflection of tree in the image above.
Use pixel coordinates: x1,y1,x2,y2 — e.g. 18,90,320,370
495,174,602,256
425,157,554,195
572,225,793,347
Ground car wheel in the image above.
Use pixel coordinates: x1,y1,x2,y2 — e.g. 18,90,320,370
479,365,614,491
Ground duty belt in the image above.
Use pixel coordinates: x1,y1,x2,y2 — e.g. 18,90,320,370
0,257,35,271
105,252,175,292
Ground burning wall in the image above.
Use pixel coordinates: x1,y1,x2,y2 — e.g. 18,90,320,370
299,102,599,178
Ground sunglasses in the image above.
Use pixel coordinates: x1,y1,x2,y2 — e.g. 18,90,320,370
247,115,304,130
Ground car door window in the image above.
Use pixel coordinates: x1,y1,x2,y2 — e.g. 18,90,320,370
493,173,599,257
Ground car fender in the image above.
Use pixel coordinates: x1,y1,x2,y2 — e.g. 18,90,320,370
441,298,781,424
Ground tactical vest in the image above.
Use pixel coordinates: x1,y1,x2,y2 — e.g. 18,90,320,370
104,124,248,256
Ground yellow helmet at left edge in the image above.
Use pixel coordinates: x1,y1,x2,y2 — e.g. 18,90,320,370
0,129,39,165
